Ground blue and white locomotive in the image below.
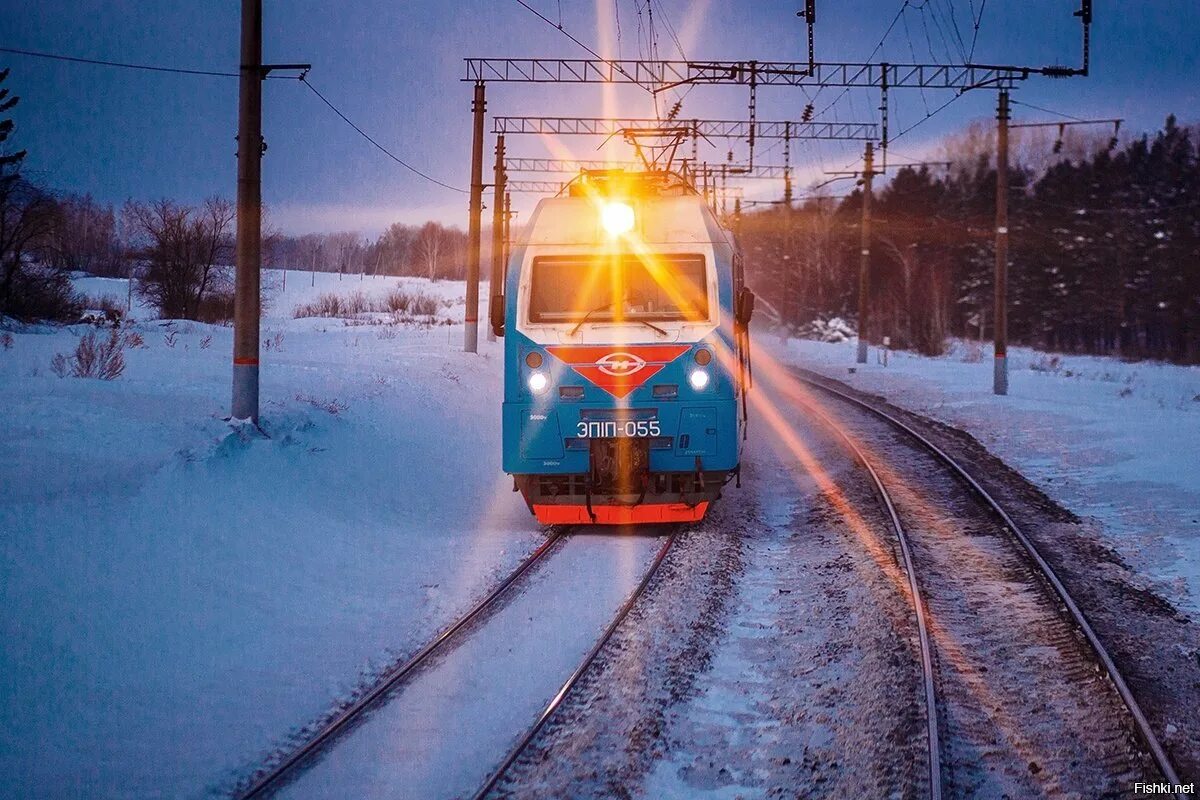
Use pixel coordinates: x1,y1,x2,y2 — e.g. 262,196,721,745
490,170,754,525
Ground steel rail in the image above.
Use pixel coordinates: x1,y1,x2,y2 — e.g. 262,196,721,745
471,531,678,800
794,396,943,800
237,529,570,799
795,371,1183,790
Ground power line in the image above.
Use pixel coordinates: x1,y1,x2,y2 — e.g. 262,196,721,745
815,1,909,117
300,76,466,193
0,45,241,78
511,0,653,94
1010,98,1089,123
968,0,987,62
891,92,963,142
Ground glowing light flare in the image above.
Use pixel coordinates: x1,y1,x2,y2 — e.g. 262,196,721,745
688,368,710,390
600,201,636,236
528,371,549,394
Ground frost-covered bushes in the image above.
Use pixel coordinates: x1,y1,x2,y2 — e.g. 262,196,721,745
51,330,125,379
796,316,857,343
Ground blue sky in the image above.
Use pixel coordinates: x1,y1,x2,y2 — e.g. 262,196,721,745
4,1,1198,233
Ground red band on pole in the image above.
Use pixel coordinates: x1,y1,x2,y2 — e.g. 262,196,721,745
234,357,260,366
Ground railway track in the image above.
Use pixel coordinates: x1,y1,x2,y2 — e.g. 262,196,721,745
236,528,676,800
793,369,1182,797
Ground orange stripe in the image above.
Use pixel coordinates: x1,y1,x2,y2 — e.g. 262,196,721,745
532,501,709,525
233,357,259,366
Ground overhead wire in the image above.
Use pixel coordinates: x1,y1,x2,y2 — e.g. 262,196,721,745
1010,98,1089,123
814,1,909,117
0,45,242,78
300,76,466,193
512,0,654,94
0,44,465,192
968,0,987,62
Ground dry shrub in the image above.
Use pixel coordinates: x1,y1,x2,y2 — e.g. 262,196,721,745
294,292,345,318
295,288,441,319
82,293,123,314
124,331,145,349
409,293,440,316
52,330,126,379
1,332,12,351
195,291,235,325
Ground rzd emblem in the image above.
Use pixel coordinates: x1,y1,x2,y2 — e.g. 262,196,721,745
595,352,647,377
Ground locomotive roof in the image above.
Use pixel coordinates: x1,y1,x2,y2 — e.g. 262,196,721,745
521,192,733,247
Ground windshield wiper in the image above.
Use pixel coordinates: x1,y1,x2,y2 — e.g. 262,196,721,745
569,300,669,337
631,318,669,336
570,299,615,336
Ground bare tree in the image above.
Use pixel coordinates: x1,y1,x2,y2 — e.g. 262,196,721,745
46,194,122,275
124,196,235,320
414,221,444,280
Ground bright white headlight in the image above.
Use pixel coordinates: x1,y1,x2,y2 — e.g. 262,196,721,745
688,369,710,390
600,201,635,236
528,371,549,394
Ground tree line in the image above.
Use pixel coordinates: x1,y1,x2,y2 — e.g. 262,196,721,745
268,222,470,283
740,116,1200,364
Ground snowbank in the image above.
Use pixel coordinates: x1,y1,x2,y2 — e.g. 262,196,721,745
0,271,523,798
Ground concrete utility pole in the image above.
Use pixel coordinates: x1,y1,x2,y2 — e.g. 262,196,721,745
488,135,506,341
503,191,512,268
230,0,307,424
232,0,264,422
993,89,1010,395
464,82,486,353
856,141,874,364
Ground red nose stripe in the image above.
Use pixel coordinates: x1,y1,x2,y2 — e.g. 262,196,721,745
545,344,690,398
571,363,665,399
545,344,690,365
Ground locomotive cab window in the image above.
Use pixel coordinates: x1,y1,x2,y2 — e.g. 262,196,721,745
528,254,709,324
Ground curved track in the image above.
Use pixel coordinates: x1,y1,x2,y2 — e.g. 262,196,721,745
795,370,1182,792
795,395,944,800
237,529,569,799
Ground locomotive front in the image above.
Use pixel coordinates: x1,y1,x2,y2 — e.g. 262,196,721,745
493,171,754,525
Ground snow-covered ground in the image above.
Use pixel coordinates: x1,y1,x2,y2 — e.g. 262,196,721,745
0,271,536,798
4,272,1197,797
769,334,1200,619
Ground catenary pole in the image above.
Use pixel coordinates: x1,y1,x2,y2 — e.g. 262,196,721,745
994,89,1010,395
488,134,505,341
465,82,486,353
232,0,263,422
856,141,874,364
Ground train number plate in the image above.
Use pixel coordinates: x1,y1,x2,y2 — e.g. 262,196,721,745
576,419,661,438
